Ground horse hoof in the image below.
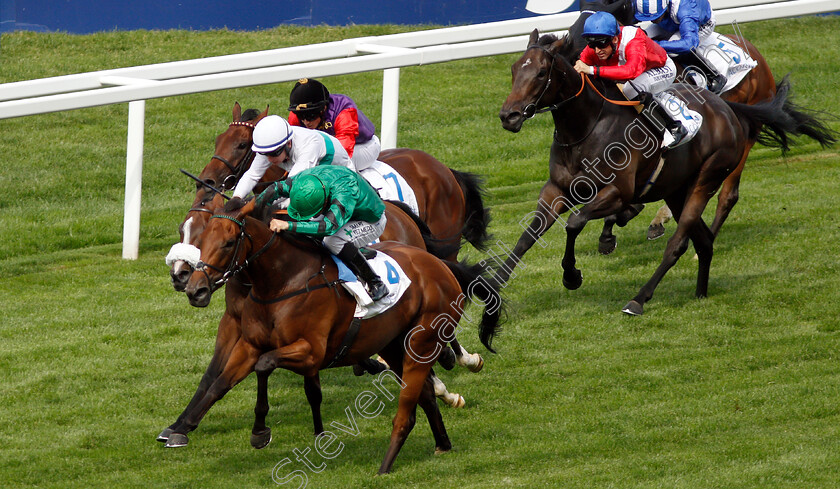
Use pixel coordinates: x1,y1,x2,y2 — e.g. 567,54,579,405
434,446,452,455
467,355,484,373
562,270,583,290
598,236,617,255
156,427,173,443
437,347,456,371
251,428,272,449
450,395,465,409
621,300,644,316
164,433,189,448
647,223,665,240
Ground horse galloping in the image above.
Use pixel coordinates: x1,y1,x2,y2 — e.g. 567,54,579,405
196,103,491,260
174,198,501,474
496,30,833,315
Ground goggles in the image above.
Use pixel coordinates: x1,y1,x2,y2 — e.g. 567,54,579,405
585,37,612,49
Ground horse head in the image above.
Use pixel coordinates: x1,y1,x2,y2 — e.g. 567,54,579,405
184,197,258,307
193,103,268,205
169,192,226,291
500,30,581,132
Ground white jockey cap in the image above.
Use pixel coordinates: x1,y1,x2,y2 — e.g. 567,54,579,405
252,115,292,153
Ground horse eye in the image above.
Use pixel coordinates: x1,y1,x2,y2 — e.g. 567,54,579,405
238,142,248,150
537,68,547,78
221,239,235,249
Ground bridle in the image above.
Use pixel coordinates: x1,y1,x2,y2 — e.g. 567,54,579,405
194,214,276,289
521,44,587,119
211,121,257,191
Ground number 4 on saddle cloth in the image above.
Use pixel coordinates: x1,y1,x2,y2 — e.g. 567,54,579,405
330,251,412,318
359,161,420,217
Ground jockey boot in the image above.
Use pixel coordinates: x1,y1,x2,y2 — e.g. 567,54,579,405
338,243,388,301
708,73,728,94
651,100,688,149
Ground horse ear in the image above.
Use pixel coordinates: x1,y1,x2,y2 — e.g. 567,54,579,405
233,102,242,122
256,106,269,122
528,28,539,47
239,199,256,218
547,37,566,57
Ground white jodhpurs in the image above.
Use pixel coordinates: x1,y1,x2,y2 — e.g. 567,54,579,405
322,213,387,254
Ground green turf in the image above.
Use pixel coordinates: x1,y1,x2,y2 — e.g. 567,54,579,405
1,16,839,488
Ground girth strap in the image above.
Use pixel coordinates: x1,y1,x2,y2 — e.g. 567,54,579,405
326,317,363,368
247,280,341,304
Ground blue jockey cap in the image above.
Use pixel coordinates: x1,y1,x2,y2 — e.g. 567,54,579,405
634,0,669,22
583,11,619,39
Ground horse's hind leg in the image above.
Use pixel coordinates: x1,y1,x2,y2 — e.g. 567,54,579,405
623,187,715,315
599,204,645,255
431,371,465,408
450,337,483,373
648,204,673,240
710,145,750,236
420,371,453,453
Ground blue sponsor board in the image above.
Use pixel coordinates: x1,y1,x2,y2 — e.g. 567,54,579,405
1,0,579,34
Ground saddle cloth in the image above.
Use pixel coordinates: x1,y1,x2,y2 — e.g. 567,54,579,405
330,251,412,319
700,32,759,93
359,160,420,217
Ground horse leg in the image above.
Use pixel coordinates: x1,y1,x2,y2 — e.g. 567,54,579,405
492,181,570,287
449,337,483,372
599,203,645,255
303,374,325,436
378,320,441,475
710,144,750,236
251,368,272,449
598,215,618,255
420,371,454,453
623,185,716,316
430,371,465,409
158,312,240,443
562,186,625,290
689,218,715,299
166,338,260,447
648,204,673,240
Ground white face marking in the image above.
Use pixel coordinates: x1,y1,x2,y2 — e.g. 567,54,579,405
182,216,194,244
521,58,532,69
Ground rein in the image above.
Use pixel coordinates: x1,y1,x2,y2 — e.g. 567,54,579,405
194,214,277,288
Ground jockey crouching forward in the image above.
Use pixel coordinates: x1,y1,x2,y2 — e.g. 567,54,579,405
574,11,702,149
255,165,389,302
232,115,356,204
634,0,728,94
288,78,381,171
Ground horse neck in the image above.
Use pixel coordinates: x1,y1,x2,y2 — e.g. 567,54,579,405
241,218,329,296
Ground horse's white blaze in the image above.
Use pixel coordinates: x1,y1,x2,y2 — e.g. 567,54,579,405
521,58,532,69
183,216,194,244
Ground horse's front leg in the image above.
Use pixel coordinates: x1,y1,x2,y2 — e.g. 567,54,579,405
492,181,570,287
562,186,625,290
166,337,260,447
599,204,645,255
158,312,240,443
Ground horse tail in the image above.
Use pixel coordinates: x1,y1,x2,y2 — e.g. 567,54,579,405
444,260,504,353
450,169,493,251
725,74,837,153
386,200,460,260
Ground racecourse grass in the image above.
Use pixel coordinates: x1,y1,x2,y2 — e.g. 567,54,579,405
2,16,840,489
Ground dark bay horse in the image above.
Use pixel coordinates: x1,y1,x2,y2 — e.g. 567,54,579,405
496,30,834,315
174,198,501,474
196,103,491,260
567,0,780,251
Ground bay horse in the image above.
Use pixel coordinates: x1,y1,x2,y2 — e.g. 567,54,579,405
160,191,480,446
174,197,501,474
496,30,835,315
567,0,780,252
195,103,491,260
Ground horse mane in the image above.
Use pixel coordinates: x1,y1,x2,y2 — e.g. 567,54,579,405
537,32,581,64
241,108,261,122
